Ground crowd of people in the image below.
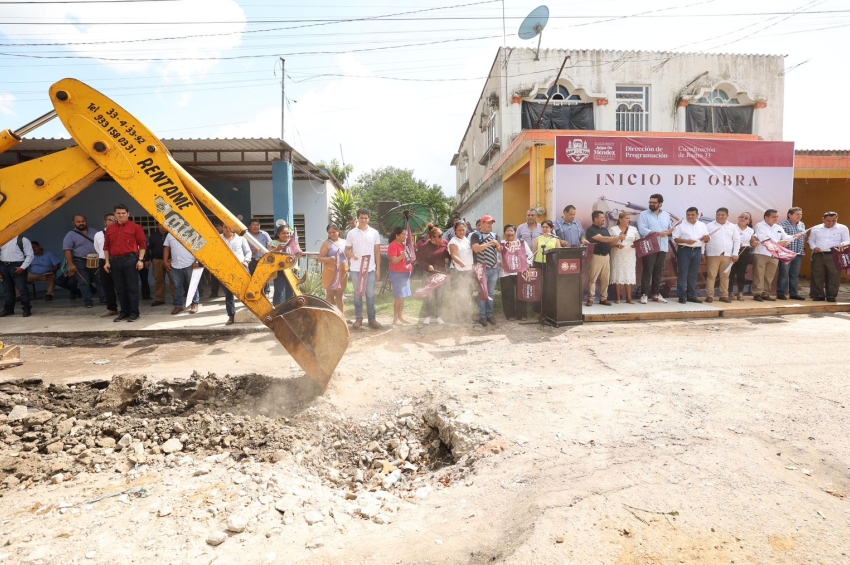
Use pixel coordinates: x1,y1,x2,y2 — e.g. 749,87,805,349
2,195,848,326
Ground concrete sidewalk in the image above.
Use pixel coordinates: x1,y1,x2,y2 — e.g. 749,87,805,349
1,280,848,337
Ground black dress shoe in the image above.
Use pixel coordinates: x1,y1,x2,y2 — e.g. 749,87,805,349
776,294,787,300
678,297,686,304
0,310,13,317
811,297,825,301
22,310,32,318
687,297,702,303
114,313,130,322
827,297,837,303
487,316,497,325
150,301,165,307
478,316,487,327
753,295,764,302
45,295,53,302
790,295,806,301
127,313,140,322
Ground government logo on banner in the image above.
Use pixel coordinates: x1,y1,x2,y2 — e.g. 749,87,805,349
565,139,590,163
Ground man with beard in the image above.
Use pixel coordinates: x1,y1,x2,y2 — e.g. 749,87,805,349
62,214,99,309
637,194,675,304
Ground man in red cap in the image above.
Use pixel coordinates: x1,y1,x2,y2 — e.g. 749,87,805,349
470,215,501,326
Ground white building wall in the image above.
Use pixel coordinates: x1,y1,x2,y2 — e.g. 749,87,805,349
460,179,504,236
249,178,333,254
455,48,786,203
292,179,333,253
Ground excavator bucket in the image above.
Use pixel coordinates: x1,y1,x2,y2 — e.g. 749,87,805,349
267,295,350,392
0,342,23,370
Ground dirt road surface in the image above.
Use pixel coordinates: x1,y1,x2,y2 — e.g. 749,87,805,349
1,313,849,564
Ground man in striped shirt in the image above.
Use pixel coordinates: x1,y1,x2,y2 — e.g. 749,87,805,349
777,207,806,300
470,215,501,326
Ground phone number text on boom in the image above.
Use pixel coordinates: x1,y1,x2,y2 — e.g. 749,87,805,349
87,103,145,155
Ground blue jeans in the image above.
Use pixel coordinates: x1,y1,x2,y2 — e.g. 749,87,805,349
349,270,376,321
478,267,499,318
72,257,98,306
272,272,294,306
1,262,30,313
676,247,701,299
171,266,199,307
777,254,802,297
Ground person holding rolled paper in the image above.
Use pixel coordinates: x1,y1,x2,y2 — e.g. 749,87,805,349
637,194,675,305
704,207,741,304
416,224,450,325
777,207,806,300
609,211,639,304
470,215,501,326
673,207,711,304
730,212,755,301
346,208,382,329
586,211,626,307
751,208,796,302
808,211,850,303
387,226,413,325
499,224,534,321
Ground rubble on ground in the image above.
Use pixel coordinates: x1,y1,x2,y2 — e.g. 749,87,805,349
0,375,505,515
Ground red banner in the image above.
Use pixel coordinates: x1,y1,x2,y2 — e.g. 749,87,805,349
634,232,661,258
328,244,345,291
832,246,850,272
413,273,451,299
500,240,528,275
517,268,542,302
356,255,370,296
760,240,796,264
472,263,490,301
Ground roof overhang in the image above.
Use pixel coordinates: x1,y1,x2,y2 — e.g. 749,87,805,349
0,137,343,190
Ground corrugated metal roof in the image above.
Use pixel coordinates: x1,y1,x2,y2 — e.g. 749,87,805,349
0,137,341,187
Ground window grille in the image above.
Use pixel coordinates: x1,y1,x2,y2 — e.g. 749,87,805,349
615,85,650,132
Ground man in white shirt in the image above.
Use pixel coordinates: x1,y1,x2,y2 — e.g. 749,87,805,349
345,208,382,329
808,211,850,303
0,235,34,317
221,224,251,325
93,213,119,317
163,233,201,315
751,208,795,302
704,207,741,303
672,207,710,304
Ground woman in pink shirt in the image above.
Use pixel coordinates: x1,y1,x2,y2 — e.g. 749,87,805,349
387,227,412,325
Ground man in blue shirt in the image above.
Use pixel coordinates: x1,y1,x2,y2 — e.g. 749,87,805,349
555,205,589,247
637,193,675,304
777,207,806,300
26,241,60,301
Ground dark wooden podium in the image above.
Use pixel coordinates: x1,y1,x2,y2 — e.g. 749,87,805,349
542,247,584,327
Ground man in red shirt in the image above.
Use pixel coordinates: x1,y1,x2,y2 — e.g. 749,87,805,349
104,204,147,322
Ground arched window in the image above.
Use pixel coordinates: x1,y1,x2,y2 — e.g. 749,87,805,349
696,88,740,105
615,85,650,132
535,85,582,101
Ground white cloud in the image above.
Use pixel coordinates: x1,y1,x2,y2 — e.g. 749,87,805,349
0,93,15,116
0,0,246,79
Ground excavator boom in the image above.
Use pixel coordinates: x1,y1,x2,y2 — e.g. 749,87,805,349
0,79,349,391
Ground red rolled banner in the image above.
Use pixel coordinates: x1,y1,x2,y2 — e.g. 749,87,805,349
760,240,796,264
500,240,528,275
634,232,661,258
517,268,542,302
328,246,345,291
356,255,370,296
472,263,491,301
831,246,850,272
413,272,451,299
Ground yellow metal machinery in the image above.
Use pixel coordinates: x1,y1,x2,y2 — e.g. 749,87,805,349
0,79,349,390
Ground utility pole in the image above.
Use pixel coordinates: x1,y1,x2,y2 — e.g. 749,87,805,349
280,57,286,141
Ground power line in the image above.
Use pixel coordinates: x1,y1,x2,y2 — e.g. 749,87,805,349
2,10,848,24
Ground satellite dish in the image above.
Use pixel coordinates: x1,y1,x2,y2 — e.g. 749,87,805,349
518,5,549,61
275,219,288,228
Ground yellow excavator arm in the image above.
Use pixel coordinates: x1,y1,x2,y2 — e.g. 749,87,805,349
0,78,349,391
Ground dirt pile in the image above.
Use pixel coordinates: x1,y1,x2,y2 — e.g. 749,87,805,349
0,375,504,499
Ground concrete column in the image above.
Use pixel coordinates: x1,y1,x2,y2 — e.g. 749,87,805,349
596,98,609,131
753,101,767,138
272,160,294,227
677,100,688,132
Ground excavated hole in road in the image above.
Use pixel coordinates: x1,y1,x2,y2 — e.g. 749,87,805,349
0,375,502,493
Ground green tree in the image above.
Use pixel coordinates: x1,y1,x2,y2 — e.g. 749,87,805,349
316,158,354,185
329,188,356,229
351,167,455,231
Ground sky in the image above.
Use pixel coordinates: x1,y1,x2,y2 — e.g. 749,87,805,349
1,0,848,196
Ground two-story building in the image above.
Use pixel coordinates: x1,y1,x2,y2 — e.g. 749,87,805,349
451,47,785,228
